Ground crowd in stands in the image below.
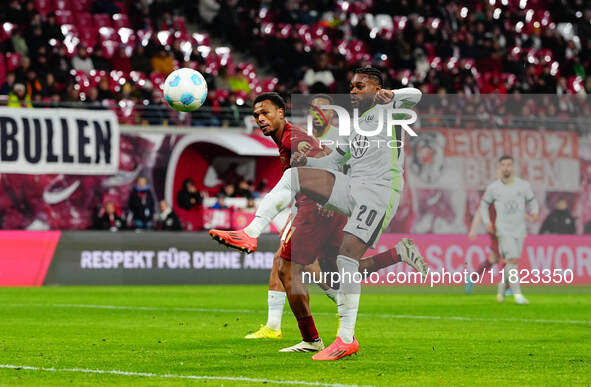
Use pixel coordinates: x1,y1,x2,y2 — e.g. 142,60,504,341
1,0,590,128
94,170,265,232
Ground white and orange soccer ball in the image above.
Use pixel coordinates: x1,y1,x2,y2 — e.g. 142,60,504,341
163,68,208,112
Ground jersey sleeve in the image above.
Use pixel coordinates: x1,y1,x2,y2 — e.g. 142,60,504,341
289,129,322,157
480,183,495,225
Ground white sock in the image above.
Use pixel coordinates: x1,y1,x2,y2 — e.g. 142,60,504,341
504,263,522,296
321,286,338,304
336,255,360,344
244,169,299,238
265,290,286,330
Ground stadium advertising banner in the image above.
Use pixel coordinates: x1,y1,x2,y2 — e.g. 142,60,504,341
0,231,589,286
0,107,119,175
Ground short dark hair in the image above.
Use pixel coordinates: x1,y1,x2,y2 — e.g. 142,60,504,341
253,92,286,111
499,155,513,163
353,66,384,87
310,94,334,104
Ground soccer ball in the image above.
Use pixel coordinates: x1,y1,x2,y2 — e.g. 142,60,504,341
163,68,208,112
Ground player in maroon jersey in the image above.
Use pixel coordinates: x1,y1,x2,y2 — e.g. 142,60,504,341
211,92,421,352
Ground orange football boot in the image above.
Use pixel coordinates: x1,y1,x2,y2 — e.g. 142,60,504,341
209,229,258,254
311,336,359,361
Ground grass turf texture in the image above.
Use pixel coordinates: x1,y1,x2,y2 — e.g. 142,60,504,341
0,285,590,386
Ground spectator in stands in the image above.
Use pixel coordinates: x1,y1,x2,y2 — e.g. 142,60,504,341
247,180,259,199
198,0,220,26
91,0,121,15
176,178,203,210
97,77,116,100
63,84,81,103
111,46,133,73
25,69,42,100
43,13,64,42
92,46,112,71
219,183,235,198
142,89,169,125
539,198,576,234
0,73,16,95
26,25,46,56
151,49,175,76
15,56,32,84
131,45,153,74
234,179,251,197
303,55,335,92
243,197,257,213
85,87,105,109
156,200,182,231
212,194,229,209
127,176,155,230
5,0,26,26
95,201,125,231
7,84,32,108
10,30,28,57
48,45,71,84
72,47,95,73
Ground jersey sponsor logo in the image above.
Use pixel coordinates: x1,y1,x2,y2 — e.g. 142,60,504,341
350,134,369,159
504,200,519,214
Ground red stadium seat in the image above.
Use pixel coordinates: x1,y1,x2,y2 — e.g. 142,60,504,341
262,77,278,92
192,32,210,47
100,40,118,59
112,13,130,29
5,52,22,72
173,16,187,34
75,12,94,30
35,0,54,18
114,1,126,13
116,99,137,124
136,29,153,45
78,26,98,48
98,27,117,42
55,10,74,25
149,72,166,91
54,0,70,11
70,0,91,13
0,53,6,86
93,14,112,29
1,23,17,43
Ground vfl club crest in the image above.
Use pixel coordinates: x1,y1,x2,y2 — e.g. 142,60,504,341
350,134,370,159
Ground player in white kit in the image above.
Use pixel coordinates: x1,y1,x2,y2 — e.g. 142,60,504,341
210,67,426,360
480,155,539,305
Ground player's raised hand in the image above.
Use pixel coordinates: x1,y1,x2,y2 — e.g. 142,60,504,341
375,89,394,104
291,152,307,167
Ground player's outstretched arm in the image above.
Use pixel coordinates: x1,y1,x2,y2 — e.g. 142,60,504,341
480,185,494,234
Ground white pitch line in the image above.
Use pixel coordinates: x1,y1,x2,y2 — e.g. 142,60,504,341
6,303,590,325
0,364,372,387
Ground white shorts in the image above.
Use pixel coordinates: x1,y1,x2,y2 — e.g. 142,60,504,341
324,171,400,248
498,234,524,259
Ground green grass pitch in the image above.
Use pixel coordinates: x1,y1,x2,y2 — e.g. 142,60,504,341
0,285,590,386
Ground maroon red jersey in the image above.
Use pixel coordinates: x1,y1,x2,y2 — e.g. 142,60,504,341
277,122,322,171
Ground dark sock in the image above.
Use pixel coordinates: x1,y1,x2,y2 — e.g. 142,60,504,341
297,315,319,342
371,248,401,270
